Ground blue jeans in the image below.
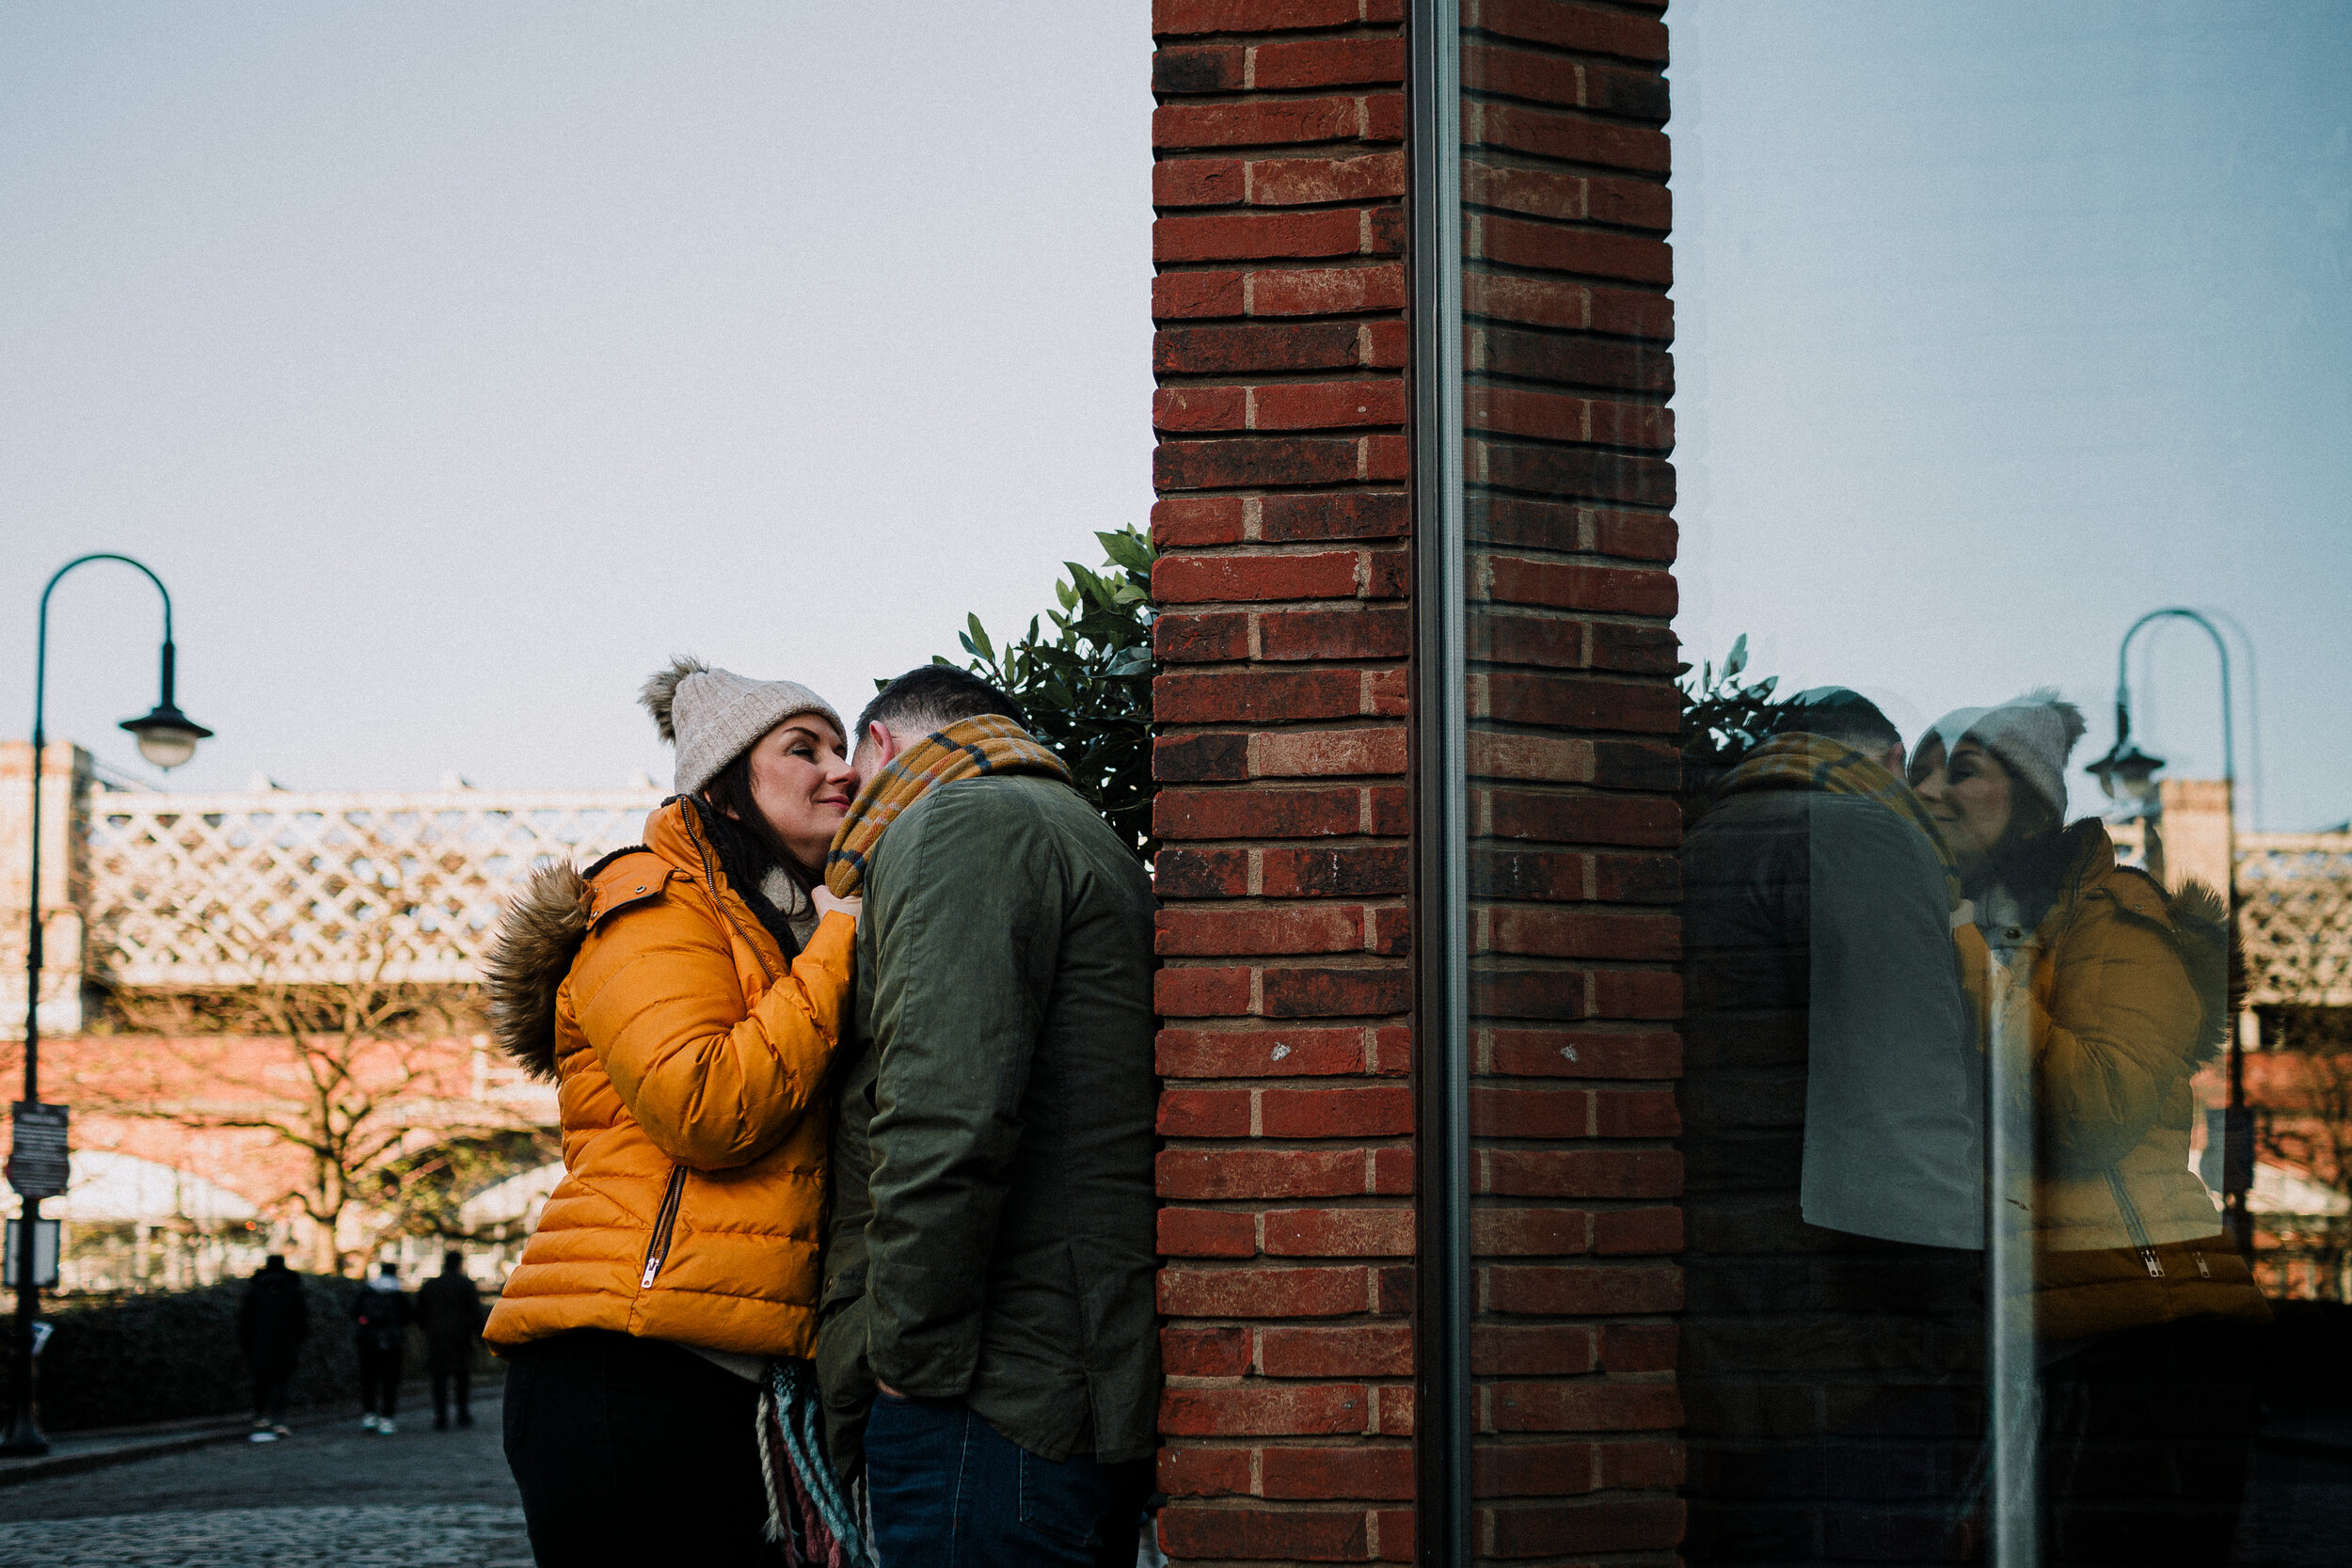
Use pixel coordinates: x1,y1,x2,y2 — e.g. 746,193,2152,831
865,1393,1152,1568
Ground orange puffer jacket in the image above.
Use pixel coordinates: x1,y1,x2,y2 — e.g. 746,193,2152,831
1979,822,2267,1340
482,800,851,1360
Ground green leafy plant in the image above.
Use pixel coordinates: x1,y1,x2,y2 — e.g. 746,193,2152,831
1677,633,1786,823
917,528,1156,859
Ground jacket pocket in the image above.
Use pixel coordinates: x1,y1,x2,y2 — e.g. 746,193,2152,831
638,1166,689,1290
2102,1166,2165,1279
812,1265,875,1482
1064,1234,1160,1462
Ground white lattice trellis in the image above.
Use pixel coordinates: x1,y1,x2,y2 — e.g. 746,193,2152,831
83,786,664,989
2241,834,2352,1008
2107,820,2352,1008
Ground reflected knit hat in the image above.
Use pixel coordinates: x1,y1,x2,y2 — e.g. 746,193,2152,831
1926,689,2087,818
640,656,845,797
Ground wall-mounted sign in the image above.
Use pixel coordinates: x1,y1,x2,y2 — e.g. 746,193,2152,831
6,1103,69,1199
4,1218,59,1291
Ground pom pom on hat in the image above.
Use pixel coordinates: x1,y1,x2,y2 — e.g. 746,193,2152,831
639,655,707,746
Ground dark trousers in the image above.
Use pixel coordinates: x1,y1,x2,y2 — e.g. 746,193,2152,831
865,1393,1152,1568
249,1357,296,1423
502,1329,773,1568
428,1340,473,1424
2039,1319,2257,1566
358,1340,404,1417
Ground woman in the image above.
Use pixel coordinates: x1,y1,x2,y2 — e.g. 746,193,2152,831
1911,692,2265,1563
483,657,865,1567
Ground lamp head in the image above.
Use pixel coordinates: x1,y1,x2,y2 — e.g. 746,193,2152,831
120,702,213,770
2086,737,2165,819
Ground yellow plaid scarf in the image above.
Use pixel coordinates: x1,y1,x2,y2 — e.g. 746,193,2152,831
823,714,1073,896
1719,732,1963,909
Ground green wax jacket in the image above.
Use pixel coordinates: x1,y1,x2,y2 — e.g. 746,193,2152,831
815,773,1159,1470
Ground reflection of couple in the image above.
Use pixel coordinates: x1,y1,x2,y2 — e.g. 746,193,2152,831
481,660,1159,1567
1682,686,2265,1564
1908,699,2260,1329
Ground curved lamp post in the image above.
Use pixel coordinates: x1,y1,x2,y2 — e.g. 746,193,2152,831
3,555,211,1456
2084,607,2249,1248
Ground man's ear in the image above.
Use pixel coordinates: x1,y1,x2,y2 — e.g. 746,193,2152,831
867,721,898,767
1882,743,1907,777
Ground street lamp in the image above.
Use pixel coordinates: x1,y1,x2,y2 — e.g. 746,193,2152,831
2085,736,2167,825
2085,607,2249,1248
4,555,211,1457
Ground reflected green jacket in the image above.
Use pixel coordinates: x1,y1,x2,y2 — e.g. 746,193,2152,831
815,773,1159,1470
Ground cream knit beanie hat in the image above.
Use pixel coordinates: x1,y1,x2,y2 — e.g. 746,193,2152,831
1923,689,2087,819
639,656,845,797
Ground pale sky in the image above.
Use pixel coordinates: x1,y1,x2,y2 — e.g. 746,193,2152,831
1,2,1154,794
4,2,2345,828
1671,0,2352,830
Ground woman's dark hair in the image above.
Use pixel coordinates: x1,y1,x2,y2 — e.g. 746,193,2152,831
683,745,822,959
1966,742,2071,928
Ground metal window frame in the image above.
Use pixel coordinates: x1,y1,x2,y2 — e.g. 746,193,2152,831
1407,1,1470,1562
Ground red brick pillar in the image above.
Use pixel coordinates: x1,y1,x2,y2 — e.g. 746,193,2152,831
1149,3,1679,1562
1454,2,1683,1561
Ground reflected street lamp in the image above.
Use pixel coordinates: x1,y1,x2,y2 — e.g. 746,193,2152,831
2085,736,2168,825
2085,607,2249,1248
4,555,212,1457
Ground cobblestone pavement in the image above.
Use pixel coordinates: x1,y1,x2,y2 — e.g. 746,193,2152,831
0,1504,532,1565
0,1391,529,1565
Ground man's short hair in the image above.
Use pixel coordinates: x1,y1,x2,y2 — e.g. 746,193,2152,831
1773,687,1902,754
857,665,1026,743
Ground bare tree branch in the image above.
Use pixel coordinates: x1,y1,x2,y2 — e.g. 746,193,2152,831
96,820,525,1275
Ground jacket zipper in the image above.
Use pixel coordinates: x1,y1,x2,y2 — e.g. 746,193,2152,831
2102,1166,2166,1279
636,809,774,1293
640,1166,688,1289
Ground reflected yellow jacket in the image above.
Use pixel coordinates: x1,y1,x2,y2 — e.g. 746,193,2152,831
1983,822,2266,1339
482,800,852,1359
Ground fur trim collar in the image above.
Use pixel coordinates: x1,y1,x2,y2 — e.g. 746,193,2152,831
2166,877,2240,1065
484,860,594,1082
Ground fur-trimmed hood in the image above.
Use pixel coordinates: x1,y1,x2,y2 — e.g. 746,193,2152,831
484,860,595,1082
2048,822,2241,1065
2164,876,2241,1066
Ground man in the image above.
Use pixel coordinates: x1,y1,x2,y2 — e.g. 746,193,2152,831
815,666,1159,1567
237,1254,308,1442
351,1259,411,1435
415,1250,484,1431
1678,687,1986,1561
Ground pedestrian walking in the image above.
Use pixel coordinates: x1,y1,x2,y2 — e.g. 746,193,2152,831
352,1259,411,1434
416,1250,484,1431
236,1254,308,1442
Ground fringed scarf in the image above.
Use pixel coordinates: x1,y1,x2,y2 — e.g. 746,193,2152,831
757,1359,873,1568
1718,732,1964,909
824,714,1073,896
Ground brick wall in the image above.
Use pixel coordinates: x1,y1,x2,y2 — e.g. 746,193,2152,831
1152,2,1415,1560
1456,2,1682,1562
1149,3,1680,1562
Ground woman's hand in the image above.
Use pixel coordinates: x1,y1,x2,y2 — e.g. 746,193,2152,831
812,887,863,923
